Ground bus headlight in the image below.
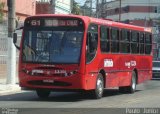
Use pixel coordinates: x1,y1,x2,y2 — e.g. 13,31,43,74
64,71,77,77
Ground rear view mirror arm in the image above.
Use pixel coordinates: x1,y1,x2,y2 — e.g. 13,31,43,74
14,44,20,50
13,32,20,50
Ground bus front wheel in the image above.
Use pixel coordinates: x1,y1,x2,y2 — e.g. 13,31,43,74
36,89,51,98
92,73,104,99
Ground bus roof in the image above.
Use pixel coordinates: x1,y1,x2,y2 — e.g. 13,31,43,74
26,14,152,33
89,17,152,33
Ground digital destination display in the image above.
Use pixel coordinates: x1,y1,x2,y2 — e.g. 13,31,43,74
25,18,82,27
45,19,78,26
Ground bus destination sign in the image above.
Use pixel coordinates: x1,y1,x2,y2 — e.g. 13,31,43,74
45,19,78,26
26,19,81,27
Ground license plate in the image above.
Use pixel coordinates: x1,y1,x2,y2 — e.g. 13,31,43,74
43,80,54,83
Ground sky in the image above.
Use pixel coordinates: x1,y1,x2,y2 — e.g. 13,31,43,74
75,0,85,5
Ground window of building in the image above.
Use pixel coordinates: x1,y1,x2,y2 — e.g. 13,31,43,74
154,6,160,13
154,6,158,13
123,6,129,12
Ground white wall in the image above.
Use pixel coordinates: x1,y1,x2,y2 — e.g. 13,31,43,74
55,0,71,14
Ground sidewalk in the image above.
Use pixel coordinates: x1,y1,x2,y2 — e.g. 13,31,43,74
0,78,21,95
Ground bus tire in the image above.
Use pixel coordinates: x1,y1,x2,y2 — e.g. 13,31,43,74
119,71,136,93
119,86,126,93
36,89,51,98
126,71,137,93
92,73,104,99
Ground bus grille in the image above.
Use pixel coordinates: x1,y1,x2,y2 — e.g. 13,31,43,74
28,80,71,87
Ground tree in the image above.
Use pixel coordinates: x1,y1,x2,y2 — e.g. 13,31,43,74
0,2,5,23
81,4,92,16
80,0,93,17
71,0,81,15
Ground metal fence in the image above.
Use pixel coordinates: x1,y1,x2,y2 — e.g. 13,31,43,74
0,22,21,79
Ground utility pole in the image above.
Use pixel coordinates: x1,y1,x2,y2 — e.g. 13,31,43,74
90,0,92,17
7,0,16,84
96,0,99,18
101,0,105,18
119,0,121,21
50,0,55,13
70,0,73,14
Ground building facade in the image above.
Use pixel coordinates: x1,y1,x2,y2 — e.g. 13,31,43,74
36,0,72,14
0,0,36,21
54,0,71,14
36,1,52,14
103,0,160,27
103,0,160,59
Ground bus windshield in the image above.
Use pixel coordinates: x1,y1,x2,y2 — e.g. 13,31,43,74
22,28,83,64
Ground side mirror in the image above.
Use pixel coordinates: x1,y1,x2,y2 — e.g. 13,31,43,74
13,32,20,50
13,32,17,44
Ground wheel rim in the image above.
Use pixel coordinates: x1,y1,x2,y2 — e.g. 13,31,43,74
97,78,103,95
132,75,136,90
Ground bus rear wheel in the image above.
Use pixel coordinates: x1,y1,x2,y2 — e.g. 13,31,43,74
36,89,51,98
127,71,137,93
92,73,104,99
119,71,137,93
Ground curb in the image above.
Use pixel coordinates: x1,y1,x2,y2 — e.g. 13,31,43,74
0,84,21,95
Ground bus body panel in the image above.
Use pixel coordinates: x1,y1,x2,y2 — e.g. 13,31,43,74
18,14,152,92
102,54,152,88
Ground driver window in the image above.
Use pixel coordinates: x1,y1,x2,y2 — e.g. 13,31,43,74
86,24,98,63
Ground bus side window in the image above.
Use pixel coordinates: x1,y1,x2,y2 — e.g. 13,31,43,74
131,31,139,54
140,33,145,54
145,33,152,55
111,28,119,53
100,26,110,53
86,24,98,63
87,33,97,53
120,29,130,53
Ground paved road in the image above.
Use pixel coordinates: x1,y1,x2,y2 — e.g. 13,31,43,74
0,80,160,114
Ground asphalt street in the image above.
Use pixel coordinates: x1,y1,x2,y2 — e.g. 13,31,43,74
0,80,160,114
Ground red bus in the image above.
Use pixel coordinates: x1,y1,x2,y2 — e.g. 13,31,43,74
14,14,152,99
